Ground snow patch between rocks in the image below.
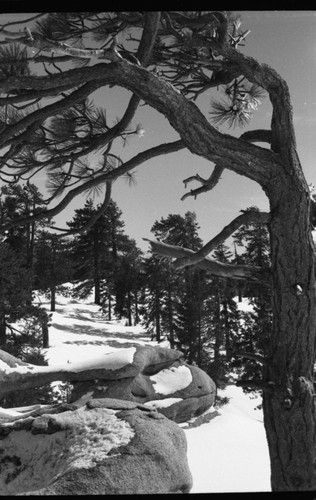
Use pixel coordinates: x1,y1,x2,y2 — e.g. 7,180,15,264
150,365,192,395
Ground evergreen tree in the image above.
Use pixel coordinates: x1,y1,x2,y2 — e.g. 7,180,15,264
0,184,48,265
0,185,50,347
0,242,31,346
231,207,272,390
146,211,208,361
34,233,74,311
112,237,144,325
143,253,171,343
203,244,240,384
67,199,125,305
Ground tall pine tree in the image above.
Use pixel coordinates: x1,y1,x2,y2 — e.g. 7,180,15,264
67,199,125,305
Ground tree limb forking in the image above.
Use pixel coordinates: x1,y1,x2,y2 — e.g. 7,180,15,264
0,60,282,188
143,237,265,282
181,164,224,201
173,210,270,269
0,12,293,236
217,44,297,161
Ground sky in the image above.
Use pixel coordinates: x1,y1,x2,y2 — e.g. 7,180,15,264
1,285,270,493
1,10,316,253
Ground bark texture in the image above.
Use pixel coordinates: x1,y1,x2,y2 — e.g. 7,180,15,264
263,170,316,490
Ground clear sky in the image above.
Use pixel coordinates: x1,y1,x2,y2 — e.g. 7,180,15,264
2,11,316,252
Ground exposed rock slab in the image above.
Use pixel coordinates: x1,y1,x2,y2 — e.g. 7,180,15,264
71,361,216,423
0,345,216,424
0,399,192,495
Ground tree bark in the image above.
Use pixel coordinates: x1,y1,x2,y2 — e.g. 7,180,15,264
263,171,316,490
0,315,6,347
127,290,132,326
50,285,56,312
108,286,112,321
42,317,49,349
167,282,175,349
155,292,161,343
93,234,101,306
134,290,139,325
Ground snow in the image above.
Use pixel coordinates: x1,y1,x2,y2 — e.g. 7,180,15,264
2,286,271,493
150,365,192,395
144,397,183,409
0,348,136,375
184,385,271,493
1,407,134,495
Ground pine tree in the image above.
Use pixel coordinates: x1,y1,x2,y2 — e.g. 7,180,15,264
147,211,208,360
231,207,272,391
0,185,50,346
67,199,125,305
112,236,144,325
34,233,74,311
0,242,31,347
203,244,240,384
143,253,171,343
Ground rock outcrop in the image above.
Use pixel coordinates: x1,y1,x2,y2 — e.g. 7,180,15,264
0,399,193,495
0,345,216,424
71,360,216,423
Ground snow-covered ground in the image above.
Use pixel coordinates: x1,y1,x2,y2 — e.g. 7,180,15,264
32,288,271,493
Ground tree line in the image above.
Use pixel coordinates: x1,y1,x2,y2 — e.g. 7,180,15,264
0,182,271,390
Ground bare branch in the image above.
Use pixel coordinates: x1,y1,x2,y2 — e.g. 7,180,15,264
143,237,264,282
0,13,45,31
181,164,224,201
173,210,270,269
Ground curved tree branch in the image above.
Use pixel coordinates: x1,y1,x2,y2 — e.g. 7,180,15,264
143,237,266,282
0,60,282,188
181,164,224,201
0,140,185,232
217,43,297,161
173,210,270,269
240,129,272,144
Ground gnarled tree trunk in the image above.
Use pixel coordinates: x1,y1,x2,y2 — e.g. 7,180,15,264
263,172,316,490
